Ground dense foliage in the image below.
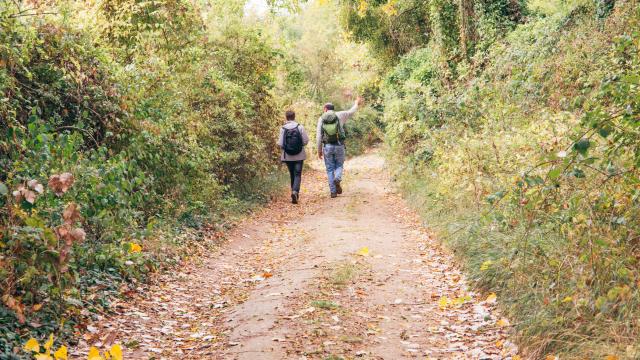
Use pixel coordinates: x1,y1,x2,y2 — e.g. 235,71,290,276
339,0,527,64
1,0,284,353
6,0,637,357
268,0,384,154
1,0,384,355
374,0,640,356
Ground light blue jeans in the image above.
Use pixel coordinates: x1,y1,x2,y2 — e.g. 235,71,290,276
323,144,345,194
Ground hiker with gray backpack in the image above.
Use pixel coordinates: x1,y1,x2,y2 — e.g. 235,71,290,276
317,97,364,198
278,110,310,204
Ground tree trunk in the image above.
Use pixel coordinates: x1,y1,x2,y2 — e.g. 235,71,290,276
458,0,476,60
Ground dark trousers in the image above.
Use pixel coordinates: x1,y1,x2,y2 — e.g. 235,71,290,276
284,160,303,192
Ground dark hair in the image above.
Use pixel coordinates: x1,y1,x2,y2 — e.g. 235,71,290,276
285,110,295,120
324,103,335,111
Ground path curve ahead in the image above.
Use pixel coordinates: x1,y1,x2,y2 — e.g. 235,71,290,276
83,150,518,359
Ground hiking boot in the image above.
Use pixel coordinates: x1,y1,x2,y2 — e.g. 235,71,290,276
291,191,299,204
334,179,343,194
330,192,337,198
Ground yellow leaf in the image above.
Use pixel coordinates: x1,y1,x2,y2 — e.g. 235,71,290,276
356,247,369,256
438,296,450,310
24,338,40,353
604,356,619,360
54,346,68,360
452,295,471,306
44,334,54,352
357,0,368,16
513,356,522,360
496,318,510,327
129,243,142,253
495,339,504,348
88,346,103,360
545,356,559,360
561,296,573,303
35,354,53,360
108,344,123,360
480,260,493,271
33,303,43,312
486,293,497,303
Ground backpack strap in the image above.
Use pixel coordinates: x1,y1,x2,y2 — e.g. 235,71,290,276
282,126,287,160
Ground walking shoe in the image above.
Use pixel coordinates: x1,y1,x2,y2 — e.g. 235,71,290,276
330,192,337,198
291,191,299,204
334,179,343,194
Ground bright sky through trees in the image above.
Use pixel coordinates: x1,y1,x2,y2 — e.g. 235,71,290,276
244,0,269,16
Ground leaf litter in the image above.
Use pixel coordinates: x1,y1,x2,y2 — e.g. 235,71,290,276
80,153,517,359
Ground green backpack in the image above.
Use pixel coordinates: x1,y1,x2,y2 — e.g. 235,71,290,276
321,111,346,144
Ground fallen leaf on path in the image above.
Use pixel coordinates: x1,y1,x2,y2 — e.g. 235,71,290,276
54,345,68,360
486,293,497,304
356,247,370,256
438,296,450,310
497,318,510,327
87,347,102,360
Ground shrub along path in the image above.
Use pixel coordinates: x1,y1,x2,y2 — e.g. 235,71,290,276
80,150,518,359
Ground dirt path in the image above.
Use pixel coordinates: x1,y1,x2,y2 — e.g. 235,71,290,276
82,150,519,359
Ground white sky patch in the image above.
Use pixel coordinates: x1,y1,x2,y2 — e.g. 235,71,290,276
244,0,270,17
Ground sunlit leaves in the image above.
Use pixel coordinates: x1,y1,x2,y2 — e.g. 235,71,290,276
54,346,68,360
109,344,123,360
129,243,142,253
357,0,368,17
561,296,573,303
87,347,102,360
380,0,398,16
86,344,123,360
480,260,493,271
24,338,40,353
21,335,75,360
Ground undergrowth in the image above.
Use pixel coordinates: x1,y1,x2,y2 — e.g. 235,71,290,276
385,1,640,357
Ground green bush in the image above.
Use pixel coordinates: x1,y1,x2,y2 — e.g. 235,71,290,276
0,0,283,352
383,2,640,357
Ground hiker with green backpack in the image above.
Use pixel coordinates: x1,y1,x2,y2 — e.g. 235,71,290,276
317,97,364,198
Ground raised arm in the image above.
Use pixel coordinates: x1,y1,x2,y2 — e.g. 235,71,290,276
336,102,358,125
336,97,364,125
